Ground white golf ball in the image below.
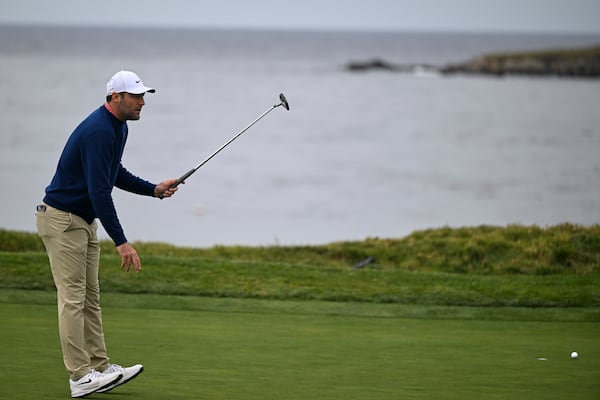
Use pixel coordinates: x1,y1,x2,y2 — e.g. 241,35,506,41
570,351,578,359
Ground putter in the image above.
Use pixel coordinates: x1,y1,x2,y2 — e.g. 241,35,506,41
162,93,289,197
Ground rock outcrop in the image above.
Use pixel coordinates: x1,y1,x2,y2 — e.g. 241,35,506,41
441,46,600,78
344,45,600,78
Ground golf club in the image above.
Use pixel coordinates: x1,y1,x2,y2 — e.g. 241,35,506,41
162,93,289,197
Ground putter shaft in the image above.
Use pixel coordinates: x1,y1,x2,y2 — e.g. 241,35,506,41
169,93,289,191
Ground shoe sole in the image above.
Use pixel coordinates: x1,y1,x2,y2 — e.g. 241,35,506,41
71,374,122,398
96,366,144,393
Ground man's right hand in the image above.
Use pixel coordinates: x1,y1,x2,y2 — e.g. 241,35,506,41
116,242,142,272
154,178,180,199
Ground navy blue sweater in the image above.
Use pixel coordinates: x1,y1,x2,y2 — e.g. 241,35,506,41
44,105,156,246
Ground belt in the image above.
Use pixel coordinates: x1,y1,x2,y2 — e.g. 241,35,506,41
36,204,47,212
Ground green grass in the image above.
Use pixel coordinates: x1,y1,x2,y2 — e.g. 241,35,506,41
1,290,599,400
3,251,597,306
1,225,598,398
4,224,599,275
1,224,599,307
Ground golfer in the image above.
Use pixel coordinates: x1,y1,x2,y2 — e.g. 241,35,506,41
36,70,178,398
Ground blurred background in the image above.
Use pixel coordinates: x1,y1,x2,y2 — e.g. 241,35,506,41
1,0,599,247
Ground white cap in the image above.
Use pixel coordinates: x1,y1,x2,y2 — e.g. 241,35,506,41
106,70,156,96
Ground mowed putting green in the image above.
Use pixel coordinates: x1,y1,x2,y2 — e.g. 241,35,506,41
1,290,598,399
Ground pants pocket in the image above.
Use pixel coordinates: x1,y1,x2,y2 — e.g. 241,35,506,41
36,208,48,237
36,206,72,238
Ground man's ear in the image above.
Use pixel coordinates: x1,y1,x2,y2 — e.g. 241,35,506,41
108,92,122,104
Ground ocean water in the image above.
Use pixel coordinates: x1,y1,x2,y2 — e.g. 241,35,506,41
1,25,600,247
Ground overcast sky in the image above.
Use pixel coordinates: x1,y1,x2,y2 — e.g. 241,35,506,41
1,0,599,33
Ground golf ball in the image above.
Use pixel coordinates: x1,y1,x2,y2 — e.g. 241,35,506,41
570,351,578,359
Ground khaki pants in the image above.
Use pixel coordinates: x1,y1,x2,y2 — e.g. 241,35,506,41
36,204,109,380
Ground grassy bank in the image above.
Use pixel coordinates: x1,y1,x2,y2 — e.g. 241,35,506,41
1,224,599,307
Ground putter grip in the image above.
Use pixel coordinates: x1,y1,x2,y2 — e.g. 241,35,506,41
159,168,196,199
175,168,197,186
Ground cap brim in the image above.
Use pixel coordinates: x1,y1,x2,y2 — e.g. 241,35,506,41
127,87,156,94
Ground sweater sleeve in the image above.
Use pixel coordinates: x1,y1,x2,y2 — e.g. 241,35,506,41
115,165,156,196
82,130,128,246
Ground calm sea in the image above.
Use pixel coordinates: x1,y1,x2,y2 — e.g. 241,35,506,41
1,25,599,247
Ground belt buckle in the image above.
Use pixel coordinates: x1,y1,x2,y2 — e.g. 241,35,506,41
36,204,47,212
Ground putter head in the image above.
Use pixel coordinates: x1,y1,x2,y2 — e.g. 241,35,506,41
279,93,290,110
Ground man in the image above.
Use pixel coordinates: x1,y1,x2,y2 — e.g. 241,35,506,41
36,70,178,398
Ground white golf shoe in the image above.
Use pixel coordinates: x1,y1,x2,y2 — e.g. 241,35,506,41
69,369,122,398
96,363,144,393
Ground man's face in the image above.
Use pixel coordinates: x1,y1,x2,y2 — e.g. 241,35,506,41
114,92,146,121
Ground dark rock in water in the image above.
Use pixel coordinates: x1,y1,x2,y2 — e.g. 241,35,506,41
346,58,400,72
345,58,437,74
